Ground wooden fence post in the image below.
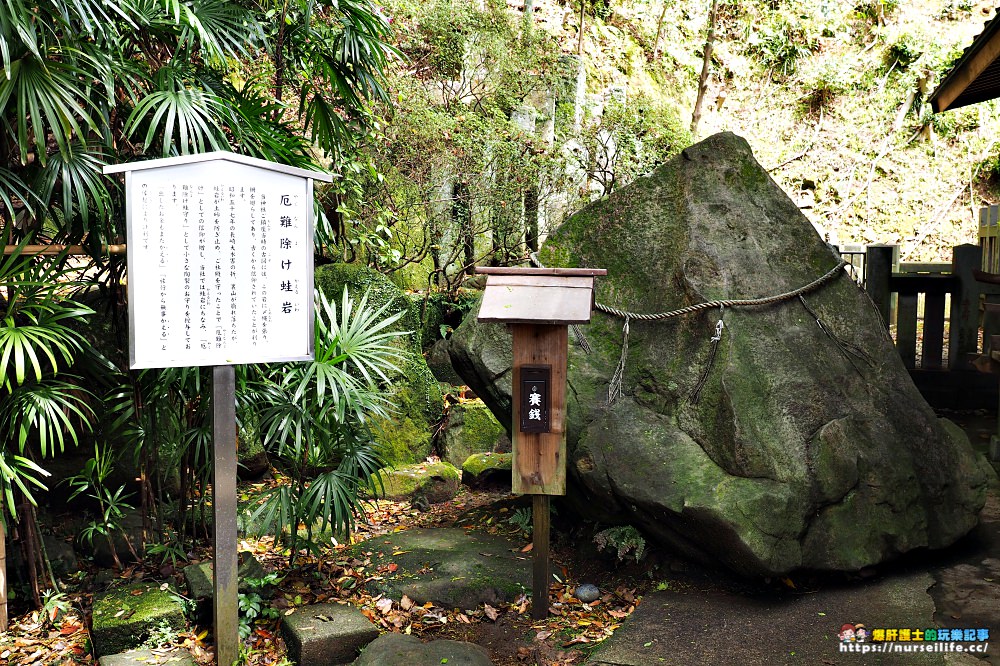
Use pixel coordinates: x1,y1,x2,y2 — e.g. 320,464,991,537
865,244,898,330
950,244,982,370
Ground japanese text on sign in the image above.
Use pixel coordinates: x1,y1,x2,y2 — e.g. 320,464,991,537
126,161,313,368
519,365,551,434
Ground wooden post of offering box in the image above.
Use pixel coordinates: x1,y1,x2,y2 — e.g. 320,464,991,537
476,266,605,619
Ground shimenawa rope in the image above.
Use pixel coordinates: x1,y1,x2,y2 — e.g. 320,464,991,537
529,254,852,404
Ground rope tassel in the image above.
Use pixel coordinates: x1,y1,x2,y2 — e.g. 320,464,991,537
608,317,630,405
691,307,725,404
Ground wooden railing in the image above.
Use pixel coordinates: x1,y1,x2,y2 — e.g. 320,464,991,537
850,244,983,372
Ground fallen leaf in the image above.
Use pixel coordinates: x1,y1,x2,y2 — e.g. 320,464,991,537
376,598,394,615
521,543,533,553
400,595,414,611
483,604,498,621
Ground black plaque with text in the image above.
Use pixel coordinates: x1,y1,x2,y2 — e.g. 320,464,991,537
519,365,551,433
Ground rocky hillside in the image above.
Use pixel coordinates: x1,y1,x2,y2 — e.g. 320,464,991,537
504,0,1000,261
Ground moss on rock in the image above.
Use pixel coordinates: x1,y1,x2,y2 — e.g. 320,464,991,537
448,132,989,576
461,452,512,489
315,263,443,465
441,399,506,465
374,461,461,504
90,582,186,658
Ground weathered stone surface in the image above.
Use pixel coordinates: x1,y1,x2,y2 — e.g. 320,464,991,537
428,338,465,385
315,263,443,465
441,399,507,466
182,552,265,620
449,132,989,576
281,603,379,666
42,534,78,577
353,633,493,666
375,461,461,504
90,582,186,658
461,452,513,490
98,649,195,666
356,527,531,609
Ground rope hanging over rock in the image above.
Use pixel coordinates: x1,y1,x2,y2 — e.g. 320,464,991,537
529,254,850,405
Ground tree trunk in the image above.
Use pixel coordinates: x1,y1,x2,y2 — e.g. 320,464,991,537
653,0,670,57
577,0,586,56
524,187,539,252
690,0,719,137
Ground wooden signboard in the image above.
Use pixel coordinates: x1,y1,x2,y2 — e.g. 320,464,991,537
476,266,605,619
105,153,331,666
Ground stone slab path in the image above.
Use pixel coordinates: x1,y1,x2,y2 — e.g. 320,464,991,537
356,527,531,610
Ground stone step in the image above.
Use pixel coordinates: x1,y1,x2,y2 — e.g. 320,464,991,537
98,648,196,666
280,602,380,665
354,633,493,665
90,583,186,658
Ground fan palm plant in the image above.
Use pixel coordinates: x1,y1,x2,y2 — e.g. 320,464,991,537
244,286,407,561
0,241,102,625
0,0,397,248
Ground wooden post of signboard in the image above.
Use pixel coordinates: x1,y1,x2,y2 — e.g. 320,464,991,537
213,365,238,666
476,266,605,620
105,153,331,665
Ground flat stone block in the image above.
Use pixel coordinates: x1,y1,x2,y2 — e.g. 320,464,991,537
182,552,265,601
281,602,379,666
98,648,196,666
354,633,493,665
90,583,186,658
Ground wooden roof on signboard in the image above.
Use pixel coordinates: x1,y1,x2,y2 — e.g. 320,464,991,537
930,8,1000,112
103,151,333,182
475,267,606,325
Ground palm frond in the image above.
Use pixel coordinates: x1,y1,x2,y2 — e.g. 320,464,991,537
0,377,96,457
34,144,112,234
0,54,98,163
125,65,229,156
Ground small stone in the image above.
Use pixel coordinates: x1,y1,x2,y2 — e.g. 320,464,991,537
461,452,513,490
575,583,600,603
183,552,265,602
374,461,461,504
90,582,186,658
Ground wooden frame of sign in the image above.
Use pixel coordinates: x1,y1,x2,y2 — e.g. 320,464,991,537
105,152,331,666
476,266,605,619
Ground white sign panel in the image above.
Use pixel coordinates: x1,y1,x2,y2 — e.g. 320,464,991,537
124,160,314,368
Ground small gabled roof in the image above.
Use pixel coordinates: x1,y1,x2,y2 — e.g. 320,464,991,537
476,267,606,325
103,151,333,182
930,7,1000,113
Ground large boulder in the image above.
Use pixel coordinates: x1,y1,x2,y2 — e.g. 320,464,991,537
316,264,444,465
448,132,989,576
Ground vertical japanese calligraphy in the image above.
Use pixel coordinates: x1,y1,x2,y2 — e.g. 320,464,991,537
126,161,313,368
518,365,551,434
